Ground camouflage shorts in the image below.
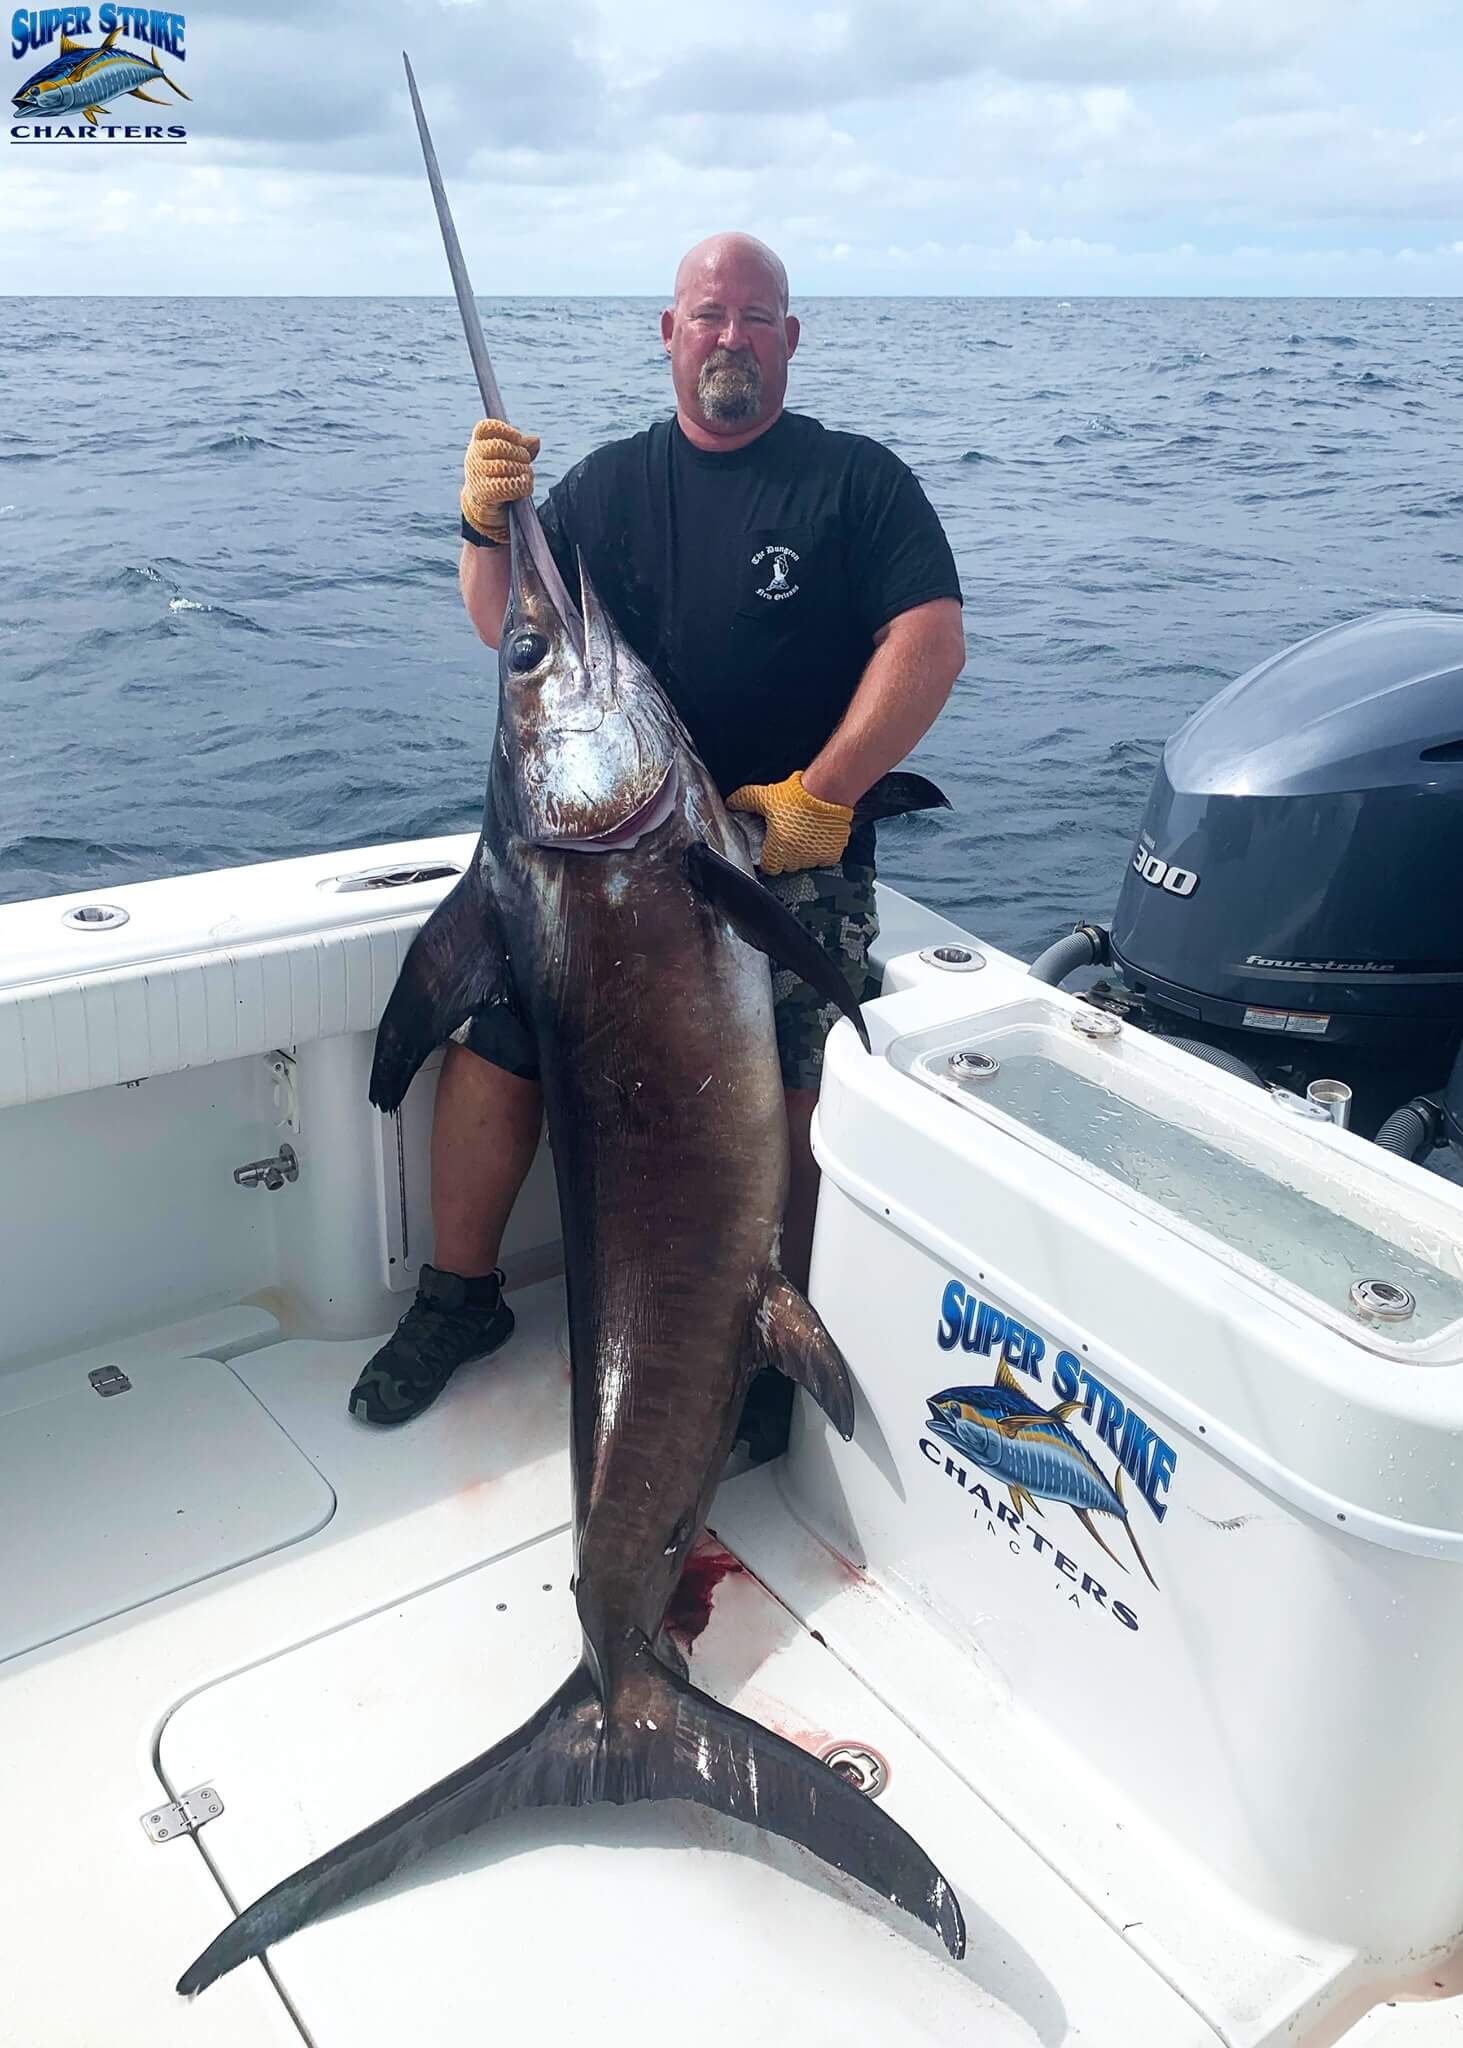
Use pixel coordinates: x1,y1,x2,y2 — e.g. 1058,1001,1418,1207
461,821,879,1093
764,820,879,1092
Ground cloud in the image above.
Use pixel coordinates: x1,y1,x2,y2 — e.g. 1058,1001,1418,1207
636,0,1355,119
3,0,1460,294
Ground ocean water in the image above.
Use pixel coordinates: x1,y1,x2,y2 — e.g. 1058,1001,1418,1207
3,295,1460,958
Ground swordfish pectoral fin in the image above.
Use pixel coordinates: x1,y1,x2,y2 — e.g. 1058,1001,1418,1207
753,1274,856,1439
368,846,510,1112
684,841,872,1054
177,1662,601,1996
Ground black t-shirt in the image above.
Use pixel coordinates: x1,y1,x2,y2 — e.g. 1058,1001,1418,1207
534,410,962,796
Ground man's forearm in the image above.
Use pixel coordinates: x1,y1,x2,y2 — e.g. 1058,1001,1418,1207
459,540,513,650
801,598,965,809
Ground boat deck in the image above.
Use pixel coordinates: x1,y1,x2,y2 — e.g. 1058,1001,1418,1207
0,1278,1237,2047
4,1276,1459,2044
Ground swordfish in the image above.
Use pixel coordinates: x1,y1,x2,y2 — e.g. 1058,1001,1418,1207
177,65,962,1999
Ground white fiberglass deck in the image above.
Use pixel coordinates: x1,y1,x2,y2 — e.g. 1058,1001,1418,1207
7,846,1463,2047
1,1280,1211,2048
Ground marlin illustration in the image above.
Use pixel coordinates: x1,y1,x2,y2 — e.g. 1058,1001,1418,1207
927,1361,1158,1588
12,26,190,127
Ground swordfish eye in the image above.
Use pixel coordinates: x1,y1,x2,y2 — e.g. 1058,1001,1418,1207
506,629,549,674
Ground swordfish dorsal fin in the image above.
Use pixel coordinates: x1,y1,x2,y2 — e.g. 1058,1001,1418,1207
752,1274,855,1439
683,842,871,1054
58,29,83,49
851,771,951,826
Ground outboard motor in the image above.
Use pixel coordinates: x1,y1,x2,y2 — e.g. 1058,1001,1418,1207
1042,612,1463,1145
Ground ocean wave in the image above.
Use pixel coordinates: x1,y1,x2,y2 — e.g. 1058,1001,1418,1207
197,428,276,455
7,293,1458,956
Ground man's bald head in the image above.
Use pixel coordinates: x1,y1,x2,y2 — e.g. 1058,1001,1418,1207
673,233,789,316
661,232,800,448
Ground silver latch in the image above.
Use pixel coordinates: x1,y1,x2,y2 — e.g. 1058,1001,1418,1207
1349,1278,1417,1324
88,1365,132,1397
919,943,985,972
948,1049,999,1082
233,1142,299,1192
141,1785,224,1843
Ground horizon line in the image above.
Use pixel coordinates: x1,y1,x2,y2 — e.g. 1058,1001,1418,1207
2,288,1459,301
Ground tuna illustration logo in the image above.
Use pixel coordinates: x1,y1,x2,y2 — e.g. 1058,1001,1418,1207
927,1359,1159,1587
12,24,189,128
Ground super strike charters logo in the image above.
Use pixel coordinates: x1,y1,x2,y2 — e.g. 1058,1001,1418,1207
11,6,189,143
917,1278,1181,1634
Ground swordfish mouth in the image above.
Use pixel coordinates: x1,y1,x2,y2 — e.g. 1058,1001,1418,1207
536,762,680,854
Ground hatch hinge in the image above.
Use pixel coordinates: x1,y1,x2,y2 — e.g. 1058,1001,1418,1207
141,1785,224,1844
267,1048,299,1133
88,1365,132,1398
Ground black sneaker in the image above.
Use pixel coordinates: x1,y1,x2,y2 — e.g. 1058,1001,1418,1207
349,1264,514,1425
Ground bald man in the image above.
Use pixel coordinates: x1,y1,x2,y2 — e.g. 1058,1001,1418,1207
349,233,965,1430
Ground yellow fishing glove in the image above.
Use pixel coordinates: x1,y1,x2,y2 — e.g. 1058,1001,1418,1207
726,771,854,876
461,418,540,541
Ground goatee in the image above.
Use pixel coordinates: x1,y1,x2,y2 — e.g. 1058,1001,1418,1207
698,349,763,423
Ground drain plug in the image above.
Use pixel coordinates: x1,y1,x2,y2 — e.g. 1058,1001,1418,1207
819,1742,890,1798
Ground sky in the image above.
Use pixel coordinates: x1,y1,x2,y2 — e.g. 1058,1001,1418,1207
4,0,1462,294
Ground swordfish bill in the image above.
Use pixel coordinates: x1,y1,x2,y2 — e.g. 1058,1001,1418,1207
177,68,964,1998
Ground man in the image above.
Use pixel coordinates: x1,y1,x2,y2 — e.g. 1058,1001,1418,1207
350,232,965,1427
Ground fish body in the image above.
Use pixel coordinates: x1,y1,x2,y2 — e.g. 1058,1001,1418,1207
12,28,189,122
927,1379,1123,1515
927,1362,1158,1585
178,473,962,1992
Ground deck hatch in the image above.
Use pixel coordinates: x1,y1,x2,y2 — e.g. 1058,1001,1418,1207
0,1350,334,1665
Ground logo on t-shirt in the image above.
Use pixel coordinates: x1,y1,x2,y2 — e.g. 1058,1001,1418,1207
752,544,800,603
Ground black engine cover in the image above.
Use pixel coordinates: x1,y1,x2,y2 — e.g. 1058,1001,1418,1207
1110,611,1463,1053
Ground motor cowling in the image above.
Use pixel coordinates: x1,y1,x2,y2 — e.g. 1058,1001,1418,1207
1109,611,1463,1058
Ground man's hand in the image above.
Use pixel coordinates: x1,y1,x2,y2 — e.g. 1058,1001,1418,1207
726,771,854,875
461,418,540,541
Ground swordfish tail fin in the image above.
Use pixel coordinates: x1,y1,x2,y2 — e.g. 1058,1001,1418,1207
177,1639,963,1996
176,1663,602,1996
608,1636,966,1958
